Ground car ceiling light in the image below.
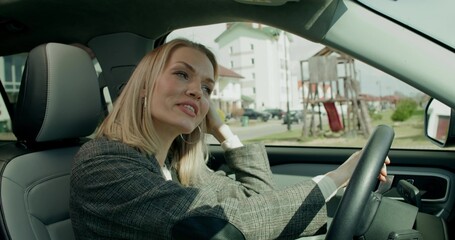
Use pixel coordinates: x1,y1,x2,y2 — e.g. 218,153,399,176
234,0,299,6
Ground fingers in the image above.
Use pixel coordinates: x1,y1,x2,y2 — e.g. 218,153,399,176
378,157,390,182
345,153,391,183
384,156,391,165
378,164,387,182
380,163,387,175
378,175,387,182
205,101,224,133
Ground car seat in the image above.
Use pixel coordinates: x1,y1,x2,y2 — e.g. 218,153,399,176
0,43,101,240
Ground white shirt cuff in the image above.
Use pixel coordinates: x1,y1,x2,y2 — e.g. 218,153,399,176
217,124,244,150
221,135,244,150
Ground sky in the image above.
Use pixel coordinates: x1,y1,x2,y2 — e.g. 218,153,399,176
169,23,420,97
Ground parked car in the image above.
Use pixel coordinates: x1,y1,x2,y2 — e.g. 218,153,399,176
1,0,454,239
264,108,284,119
282,110,303,124
242,108,271,122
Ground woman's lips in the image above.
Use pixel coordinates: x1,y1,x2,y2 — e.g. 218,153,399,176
178,103,198,117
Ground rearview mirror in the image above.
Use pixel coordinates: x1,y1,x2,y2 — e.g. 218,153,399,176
425,98,455,147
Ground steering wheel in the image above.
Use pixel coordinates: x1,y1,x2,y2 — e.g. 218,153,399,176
325,125,394,240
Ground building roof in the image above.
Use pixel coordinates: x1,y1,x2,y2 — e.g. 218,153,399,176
215,23,271,42
215,22,292,43
359,94,400,103
311,46,352,60
218,65,243,79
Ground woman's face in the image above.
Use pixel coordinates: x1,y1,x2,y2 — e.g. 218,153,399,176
150,46,215,138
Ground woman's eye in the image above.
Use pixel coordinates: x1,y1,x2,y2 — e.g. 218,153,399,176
202,85,212,95
175,71,189,80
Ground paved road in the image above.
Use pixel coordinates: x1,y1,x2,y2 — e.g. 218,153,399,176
206,119,303,144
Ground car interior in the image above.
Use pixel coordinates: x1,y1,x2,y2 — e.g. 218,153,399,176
0,0,454,239
0,43,101,240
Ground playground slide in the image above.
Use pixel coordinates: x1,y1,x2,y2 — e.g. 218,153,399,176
323,101,344,132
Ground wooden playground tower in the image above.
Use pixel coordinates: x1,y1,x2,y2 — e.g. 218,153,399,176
300,47,372,139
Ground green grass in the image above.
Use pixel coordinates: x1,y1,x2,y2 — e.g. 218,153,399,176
243,129,304,145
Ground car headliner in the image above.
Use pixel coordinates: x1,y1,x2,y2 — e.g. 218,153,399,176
0,0,337,56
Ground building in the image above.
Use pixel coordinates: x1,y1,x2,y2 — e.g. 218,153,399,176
212,65,243,116
215,23,292,111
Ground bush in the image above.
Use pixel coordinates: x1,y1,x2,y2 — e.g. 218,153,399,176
391,98,417,122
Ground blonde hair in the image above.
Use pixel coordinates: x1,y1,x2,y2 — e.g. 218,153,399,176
97,38,218,186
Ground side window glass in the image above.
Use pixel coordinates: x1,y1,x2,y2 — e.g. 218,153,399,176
0,53,26,140
0,95,13,140
168,23,443,150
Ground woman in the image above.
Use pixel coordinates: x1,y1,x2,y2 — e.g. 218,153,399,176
69,38,389,239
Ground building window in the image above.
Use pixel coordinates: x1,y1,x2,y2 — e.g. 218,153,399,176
229,46,233,54
251,58,255,65
252,73,256,79
253,87,256,94
250,44,254,50
230,61,234,68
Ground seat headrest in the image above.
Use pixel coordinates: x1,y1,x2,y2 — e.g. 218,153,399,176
13,43,102,143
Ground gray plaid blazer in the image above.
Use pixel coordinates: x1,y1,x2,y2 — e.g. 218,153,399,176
69,137,327,239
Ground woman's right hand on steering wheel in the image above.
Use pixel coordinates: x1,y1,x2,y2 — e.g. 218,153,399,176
326,150,390,188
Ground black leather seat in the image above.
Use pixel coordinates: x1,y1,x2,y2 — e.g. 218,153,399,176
0,43,101,240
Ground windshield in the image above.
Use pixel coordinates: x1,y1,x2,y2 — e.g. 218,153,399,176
167,23,452,150
358,0,455,49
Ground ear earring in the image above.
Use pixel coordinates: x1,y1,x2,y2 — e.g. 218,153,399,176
180,126,202,144
142,96,147,109
140,96,147,121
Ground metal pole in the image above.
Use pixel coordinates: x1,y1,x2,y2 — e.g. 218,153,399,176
300,60,308,138
284,32,291,131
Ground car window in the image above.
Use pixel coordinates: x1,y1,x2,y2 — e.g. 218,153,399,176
0,53,26,141
167,22,450,150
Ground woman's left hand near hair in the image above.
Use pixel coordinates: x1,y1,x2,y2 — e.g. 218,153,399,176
205,101,225,142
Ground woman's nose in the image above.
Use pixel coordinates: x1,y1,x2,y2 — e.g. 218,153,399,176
186,82,202,100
